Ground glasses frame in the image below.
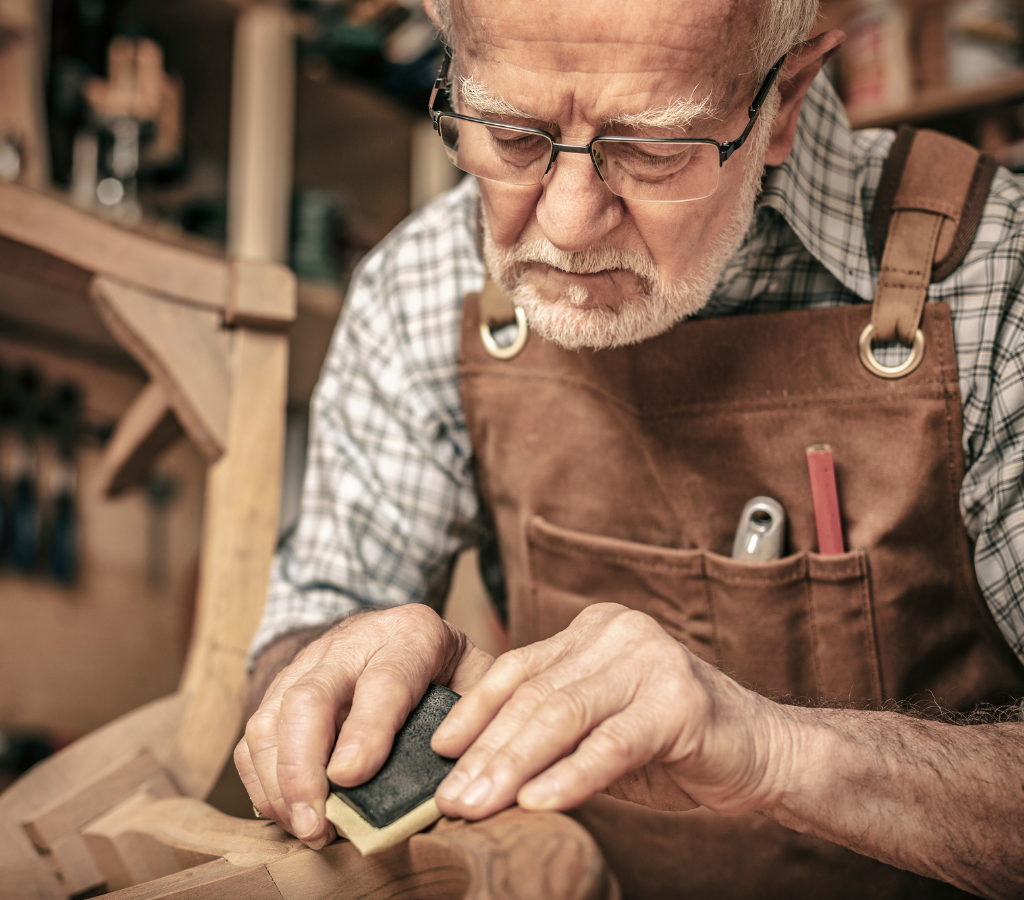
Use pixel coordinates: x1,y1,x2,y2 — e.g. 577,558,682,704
428,51,787,201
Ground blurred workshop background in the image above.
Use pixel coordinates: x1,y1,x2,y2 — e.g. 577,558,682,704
1,0,1023,806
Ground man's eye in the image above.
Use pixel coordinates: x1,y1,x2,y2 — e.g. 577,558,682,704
624,144,693,165
489,129,543,147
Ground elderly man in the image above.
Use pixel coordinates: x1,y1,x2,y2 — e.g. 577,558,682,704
235,0,1024,897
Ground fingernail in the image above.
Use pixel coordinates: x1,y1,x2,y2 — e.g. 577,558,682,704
458,776,492,808
519,781,558,809
433,720,455,742
305,832,331,851
436,769,469,801
290,803,319,839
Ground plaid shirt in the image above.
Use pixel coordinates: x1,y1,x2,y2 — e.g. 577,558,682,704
252,72,1024,667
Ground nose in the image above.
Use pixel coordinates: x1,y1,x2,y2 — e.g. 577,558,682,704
535,147,623,253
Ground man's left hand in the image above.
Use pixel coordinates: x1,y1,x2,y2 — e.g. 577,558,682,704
432,602,793,819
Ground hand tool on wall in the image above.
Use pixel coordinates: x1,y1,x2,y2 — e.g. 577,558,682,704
45,382,82,584
0,362,12,557
8,365,42,573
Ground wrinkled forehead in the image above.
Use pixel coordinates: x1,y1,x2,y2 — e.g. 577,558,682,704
451,0,759,118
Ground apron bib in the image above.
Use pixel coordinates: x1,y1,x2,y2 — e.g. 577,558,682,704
457,129,1024,898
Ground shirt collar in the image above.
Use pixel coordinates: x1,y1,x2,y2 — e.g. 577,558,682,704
755,71,877,302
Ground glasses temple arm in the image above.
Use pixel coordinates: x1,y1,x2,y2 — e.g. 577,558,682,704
718,53,787,163
429,51,453,127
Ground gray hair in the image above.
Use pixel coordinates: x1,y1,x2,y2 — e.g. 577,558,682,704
431,0,820,80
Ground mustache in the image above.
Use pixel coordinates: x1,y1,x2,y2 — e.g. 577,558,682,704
496,239,659,286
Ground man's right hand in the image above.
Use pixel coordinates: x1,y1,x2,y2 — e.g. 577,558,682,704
234,604,494,849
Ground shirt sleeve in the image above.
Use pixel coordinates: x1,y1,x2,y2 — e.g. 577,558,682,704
248,212,482,664
962,304,1024,666
958,189,1024,666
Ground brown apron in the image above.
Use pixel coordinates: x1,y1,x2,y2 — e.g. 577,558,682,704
458,129,1024,898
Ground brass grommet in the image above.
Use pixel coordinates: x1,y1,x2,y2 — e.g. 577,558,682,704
858,323,926,379
480,306,529,360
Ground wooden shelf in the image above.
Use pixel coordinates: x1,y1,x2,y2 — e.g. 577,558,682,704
849,70,1024,130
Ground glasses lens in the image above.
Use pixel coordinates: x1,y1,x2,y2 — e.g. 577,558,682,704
437,115,552,186
593,139,720,202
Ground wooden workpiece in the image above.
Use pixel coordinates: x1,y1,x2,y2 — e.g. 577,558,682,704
87,799,618,900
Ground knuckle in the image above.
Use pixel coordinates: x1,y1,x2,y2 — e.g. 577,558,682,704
276,764,325,799
502,645,537,678
387,603,441,631
275,756,313,781
617,607,658,635
281,675,336,713
512,678,554,709
245,708,278,745
357,660,424,706
593,723,637,766
233,738,252,770
540,686,590,729
490,740,533,775
575,603,608,624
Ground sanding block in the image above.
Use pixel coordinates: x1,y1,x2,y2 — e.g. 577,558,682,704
326,683,459,855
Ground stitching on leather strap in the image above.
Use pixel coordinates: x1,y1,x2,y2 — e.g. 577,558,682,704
871,126,916,263
871,210,942,344
872,127,997,284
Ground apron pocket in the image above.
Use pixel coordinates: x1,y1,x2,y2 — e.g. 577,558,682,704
526,516,884,705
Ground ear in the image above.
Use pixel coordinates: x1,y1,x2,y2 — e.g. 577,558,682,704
423,0,442,30
765,29,845,166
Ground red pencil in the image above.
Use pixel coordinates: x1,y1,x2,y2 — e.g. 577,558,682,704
806,444,845,555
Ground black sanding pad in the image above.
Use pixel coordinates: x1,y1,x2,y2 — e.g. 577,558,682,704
329,683,459,828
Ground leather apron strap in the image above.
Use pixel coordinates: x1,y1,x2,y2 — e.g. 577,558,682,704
869,127,997,348
477,279,529,360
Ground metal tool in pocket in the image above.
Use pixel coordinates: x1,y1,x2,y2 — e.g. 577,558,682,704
731,496,786,562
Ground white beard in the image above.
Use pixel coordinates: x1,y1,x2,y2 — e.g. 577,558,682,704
481,100,776,351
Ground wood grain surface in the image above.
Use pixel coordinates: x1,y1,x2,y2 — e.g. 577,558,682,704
92,804,619,900
0,183,231,308
91,276,232,463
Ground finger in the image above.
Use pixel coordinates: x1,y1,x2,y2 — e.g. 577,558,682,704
432,645,552,756
326,659,429,787
242,639,336,826
516,710,660,811
234,736,273,818
437,673,631,819
326,610,474,785
279,605,465,835
245,703,290,823
435,676,554,807
446,644,496,694
275,657,361,845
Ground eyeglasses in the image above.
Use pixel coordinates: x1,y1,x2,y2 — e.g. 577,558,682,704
428,53,786,203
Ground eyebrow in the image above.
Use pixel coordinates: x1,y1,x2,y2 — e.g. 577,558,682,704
457,74,536,120
456,72,721,132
